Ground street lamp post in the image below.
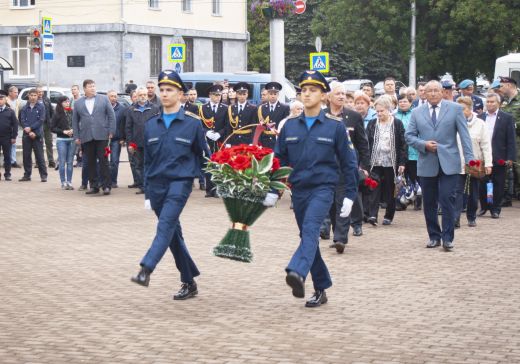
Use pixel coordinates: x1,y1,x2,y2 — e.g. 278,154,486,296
409,0,416,88
269,18,285,83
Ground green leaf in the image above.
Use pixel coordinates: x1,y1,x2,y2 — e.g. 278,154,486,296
258,153,274,174
251,157,259,175
270,181,289,191
271,167,292,180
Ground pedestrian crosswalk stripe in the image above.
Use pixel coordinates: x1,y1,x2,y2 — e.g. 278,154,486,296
313,57,326,69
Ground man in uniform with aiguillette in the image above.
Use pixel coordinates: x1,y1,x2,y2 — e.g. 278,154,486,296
257,82,290,149
225,82,258,146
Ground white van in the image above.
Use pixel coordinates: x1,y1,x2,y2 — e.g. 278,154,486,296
494,53,520,85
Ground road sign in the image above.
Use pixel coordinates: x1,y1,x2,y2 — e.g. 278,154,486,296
168,44,186,63
309,52,329,73
294,0,306,14
42,34,54,61
42,17,52,35
175,62,182,73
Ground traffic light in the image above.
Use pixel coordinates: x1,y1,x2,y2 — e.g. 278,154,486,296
30,28,41,53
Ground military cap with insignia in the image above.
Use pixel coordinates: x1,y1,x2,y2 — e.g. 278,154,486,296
499,76,518,85
207,84,224,94
299,70,331,92
295,86,301,95
265,81,282,92
233,82,250,93
0,89,7,98
458,79,474,89
441,80,454,90
157,69,188,92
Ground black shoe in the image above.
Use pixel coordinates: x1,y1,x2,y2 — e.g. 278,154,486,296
173,281,198,300
103,187,111,195
54,163,59,171
368,217,377,226
477,209,487,217
454,218,460,229
41,177,47,182
352,226,363,236
382,218,392,226
491,212,499,219
11,163,21,168
19,176,31,182
319,231,330,240
443,241,454,251
130,266,151,287
85,188,100,194
199,184,206,190
135,189,145,195
285,271,305,298
48,162,56,168
468,220,477,227
128,183,138,188
426,239,441,248
334,242,346,254
328,243,336,248
4,176,11,181
78,185,87,191
305,290,328,308
111,183,119,188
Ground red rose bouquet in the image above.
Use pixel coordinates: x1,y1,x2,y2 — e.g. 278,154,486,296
465,159,485,179
205,144,292,262
364,177,379,190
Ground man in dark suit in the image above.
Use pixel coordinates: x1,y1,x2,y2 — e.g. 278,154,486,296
405,80,474,251
199,84,228,197
36,86,55,168
257,82,290,149
225,82,258,146
320,81,370,252
72,79,116,195
411,82,427,108
0,90,18,181
478,93,516,218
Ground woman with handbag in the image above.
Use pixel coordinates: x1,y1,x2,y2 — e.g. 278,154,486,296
366,96,408,226
454,97,492,227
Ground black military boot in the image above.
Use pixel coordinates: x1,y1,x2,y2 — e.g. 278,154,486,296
305,290,328,308
173,281,198,300
131,266,151,287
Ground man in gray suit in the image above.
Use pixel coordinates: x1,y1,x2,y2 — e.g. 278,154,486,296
72,79,116,195
405,80,474,251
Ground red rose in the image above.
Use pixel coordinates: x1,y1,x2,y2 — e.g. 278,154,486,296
129,142,138,150
271,157,281,172
497,159,505,166
469,160,476,167
104,147,111,157
229,154,251,171
371,180,378,189
211,149,231,164
475,160,481,167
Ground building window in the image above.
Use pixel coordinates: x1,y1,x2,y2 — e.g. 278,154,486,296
184,38,194,72
11,36,34,77
182,0,192,12
212,0,221,15
213,40,223,72
150,36,162,77
148,0,159,9
12,0,35,7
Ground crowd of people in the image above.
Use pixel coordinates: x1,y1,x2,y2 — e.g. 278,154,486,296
0,69,518,307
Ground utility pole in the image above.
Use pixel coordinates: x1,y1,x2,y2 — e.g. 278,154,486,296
409,0,416,88
269,18,285,83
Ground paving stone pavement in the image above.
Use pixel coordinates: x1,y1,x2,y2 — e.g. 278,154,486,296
1,160,520,364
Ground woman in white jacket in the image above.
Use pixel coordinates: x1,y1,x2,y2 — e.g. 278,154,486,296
455,96,492,227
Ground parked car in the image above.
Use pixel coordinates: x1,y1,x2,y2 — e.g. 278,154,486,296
18,86,73,109
342,79,373,92
96,91,131,107
374,80,406,96
180,72,297,105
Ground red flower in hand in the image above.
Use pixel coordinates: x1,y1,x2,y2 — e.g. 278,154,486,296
475,160,481,167
271,157,281,172
104,146,111,157
497,159,505,166
364,177,379,190
128,142,138,150
469,160,476,167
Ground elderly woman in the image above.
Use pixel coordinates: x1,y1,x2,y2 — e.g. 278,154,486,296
354,92,377,129
454,96,492,227
366,96,408,226
277,100,303,133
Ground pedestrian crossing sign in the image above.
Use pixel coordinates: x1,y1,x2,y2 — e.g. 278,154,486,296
168,44,186,63
42,17,52,35
309,52,329,73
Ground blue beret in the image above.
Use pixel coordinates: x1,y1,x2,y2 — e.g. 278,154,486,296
490,79,501,90
441,80,454,90
458,79,474,89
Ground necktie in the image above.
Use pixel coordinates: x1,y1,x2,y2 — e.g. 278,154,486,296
270,105,274,113
213,105,217,114
239,105,243,113
431,105,437,125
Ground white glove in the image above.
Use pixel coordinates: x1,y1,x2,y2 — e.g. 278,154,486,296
212,132,221,141
339,198,354,218
144,199,151,210
262,192,279,207
225,144,231,148
206,130,216,140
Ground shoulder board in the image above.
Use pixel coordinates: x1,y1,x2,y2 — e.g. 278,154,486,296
185,111,201,120
325,113,343,122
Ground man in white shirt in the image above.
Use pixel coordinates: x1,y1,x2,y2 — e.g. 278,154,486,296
6,86,21,168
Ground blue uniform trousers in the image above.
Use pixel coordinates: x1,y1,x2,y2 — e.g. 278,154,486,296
140,179,200,283
420,170,458,243
286,186,334,291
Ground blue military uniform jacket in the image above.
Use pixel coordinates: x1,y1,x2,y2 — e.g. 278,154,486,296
275,110,358,200
144,108,210,189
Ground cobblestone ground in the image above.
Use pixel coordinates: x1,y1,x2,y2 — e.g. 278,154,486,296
1,159,519,363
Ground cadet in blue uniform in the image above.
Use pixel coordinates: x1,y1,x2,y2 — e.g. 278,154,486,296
131,70,210,301
271,70,358,307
